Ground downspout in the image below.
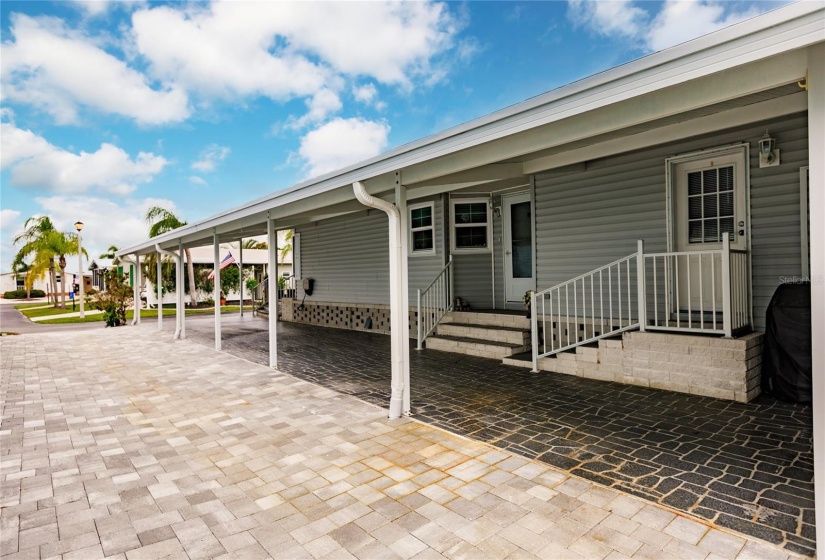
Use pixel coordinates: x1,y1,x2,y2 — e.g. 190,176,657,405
156,244,182,339
353,181,406,420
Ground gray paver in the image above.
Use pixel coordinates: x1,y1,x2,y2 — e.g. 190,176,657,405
0,326,810,560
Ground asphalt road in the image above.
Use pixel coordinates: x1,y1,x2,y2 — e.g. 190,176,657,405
0,299,105,334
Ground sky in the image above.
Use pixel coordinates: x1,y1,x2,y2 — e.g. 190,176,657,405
0,0,791,273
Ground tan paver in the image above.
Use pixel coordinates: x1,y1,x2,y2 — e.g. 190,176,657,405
0,327,809,559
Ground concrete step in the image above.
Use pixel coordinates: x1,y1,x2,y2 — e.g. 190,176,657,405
425,334,529,361
443,311,530,330
436,322,530,345
502,351,556,369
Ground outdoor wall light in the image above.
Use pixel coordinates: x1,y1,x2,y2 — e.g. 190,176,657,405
758,131,780,168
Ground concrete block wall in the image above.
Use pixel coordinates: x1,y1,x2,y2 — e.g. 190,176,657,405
280,298,418,338
538,331,763,403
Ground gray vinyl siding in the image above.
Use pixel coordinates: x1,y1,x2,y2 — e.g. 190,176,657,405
749,115,808,331
298,210,390,305
296,195,446,306
534,112,808,333
452,254,493,309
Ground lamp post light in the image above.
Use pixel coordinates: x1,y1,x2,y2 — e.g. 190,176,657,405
75,221,85,319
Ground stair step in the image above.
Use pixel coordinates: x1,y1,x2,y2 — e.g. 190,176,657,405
436,322,529,345
425,334,528,361
444,311,530,329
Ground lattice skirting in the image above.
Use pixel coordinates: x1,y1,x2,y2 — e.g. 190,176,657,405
280,299,420,338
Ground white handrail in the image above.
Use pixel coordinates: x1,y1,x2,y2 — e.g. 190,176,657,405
531,239,751,371
417,256,453,350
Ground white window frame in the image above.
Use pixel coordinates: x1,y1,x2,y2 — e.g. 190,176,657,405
408,201,436,256
450,197,492,253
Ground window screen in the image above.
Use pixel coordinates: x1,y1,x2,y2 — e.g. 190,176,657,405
687,166,735,243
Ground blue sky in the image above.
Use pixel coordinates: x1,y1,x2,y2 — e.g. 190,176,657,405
0,0,788,271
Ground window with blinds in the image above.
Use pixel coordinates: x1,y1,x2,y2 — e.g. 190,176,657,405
687,165,735,243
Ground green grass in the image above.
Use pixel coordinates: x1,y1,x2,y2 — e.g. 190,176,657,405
14,302,59,310
20,304,92,318
36,305,253,324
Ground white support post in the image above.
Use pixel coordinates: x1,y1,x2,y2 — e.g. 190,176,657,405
416,289,422,350
531,291,539,373
267,217,278,368
213,231,221,351
157,251,163,331
396,179,411,416
156,244,181,339
239,240,244,318
178,240,186,339
807,42,825,548
133,254,141,325
721,237,732,337
637,240,646,332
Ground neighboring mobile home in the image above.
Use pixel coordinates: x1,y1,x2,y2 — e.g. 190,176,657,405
118,2,824,542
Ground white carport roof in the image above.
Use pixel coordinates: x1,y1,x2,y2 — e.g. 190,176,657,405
118,1,823,258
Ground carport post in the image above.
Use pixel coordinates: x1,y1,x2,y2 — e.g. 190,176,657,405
156,243,181,339
157,250,163,331
267,216,278,368
239,240,244,318
133,254,141,325
396,179,411,416
178,240,186,339
213,230,221,351
807,42,825,546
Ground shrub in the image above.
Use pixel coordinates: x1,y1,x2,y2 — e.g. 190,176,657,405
3,289,45,299
89,269,132,327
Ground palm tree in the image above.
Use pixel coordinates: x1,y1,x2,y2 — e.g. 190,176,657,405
45,230,86,309
242,239,268,249
99,245,120,265
146,206,197,307
280,229,293,262
13,216,59,305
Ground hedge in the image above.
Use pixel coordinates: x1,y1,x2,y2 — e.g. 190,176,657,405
3,289,46,299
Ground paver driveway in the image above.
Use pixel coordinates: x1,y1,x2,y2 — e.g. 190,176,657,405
0,327,806,559
175,315,814,557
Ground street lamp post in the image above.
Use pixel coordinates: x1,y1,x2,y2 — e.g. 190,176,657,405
75,221,85,319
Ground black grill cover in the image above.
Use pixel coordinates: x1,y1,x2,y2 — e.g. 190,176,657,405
761,282,812,403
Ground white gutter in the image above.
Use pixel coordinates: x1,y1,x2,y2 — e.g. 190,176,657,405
156,244,182,339
353,181,407,420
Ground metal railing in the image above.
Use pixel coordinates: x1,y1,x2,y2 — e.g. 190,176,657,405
643,237,750,336
417,256,453,350
530,238,751,371
531,251,640,370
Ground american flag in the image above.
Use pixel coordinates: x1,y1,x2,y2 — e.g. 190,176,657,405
207,252,235,279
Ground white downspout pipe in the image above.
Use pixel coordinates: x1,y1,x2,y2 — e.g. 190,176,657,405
156,244,182,339
239,241,244,318
353,181,406,420
267,216,278,368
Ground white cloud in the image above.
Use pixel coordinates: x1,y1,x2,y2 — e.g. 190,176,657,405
191,144,230,172
647,1,761,51
189,176,207,186
298,117,390,178
287,89,343,130
35,195,179,263
353,83,378,105
0,14,189,125
567,0,769,52
1,209,22,233
1,123,168,195
130,1,458,102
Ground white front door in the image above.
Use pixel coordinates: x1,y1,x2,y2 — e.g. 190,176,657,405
503,192,534,304
672,149,747,311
